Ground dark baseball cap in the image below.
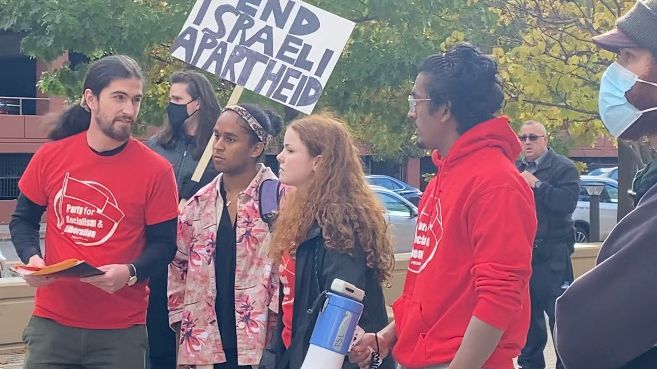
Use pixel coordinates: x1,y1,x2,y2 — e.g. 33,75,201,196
592,0,657,56
592,28,641,54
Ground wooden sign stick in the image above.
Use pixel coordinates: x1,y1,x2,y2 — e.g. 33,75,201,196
178,85,245,208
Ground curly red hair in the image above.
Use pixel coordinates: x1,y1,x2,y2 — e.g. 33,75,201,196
270,114,394,282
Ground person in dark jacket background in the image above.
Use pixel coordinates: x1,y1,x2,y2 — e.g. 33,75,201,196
516,120,579,369
554,1,657,368
146,70,221,369
268,113,395,369
148,70,220,203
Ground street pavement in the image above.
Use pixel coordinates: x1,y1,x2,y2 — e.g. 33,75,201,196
0,223,45,263
0,344,558,369
0,239,45,263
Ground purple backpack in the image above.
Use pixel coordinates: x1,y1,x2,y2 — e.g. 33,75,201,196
258,179,281,231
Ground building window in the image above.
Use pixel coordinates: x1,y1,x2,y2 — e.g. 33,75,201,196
0,154,32,200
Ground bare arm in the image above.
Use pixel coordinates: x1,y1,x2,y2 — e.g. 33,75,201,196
449,317,503,369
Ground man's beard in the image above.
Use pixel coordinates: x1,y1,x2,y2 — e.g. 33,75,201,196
96,114,132,142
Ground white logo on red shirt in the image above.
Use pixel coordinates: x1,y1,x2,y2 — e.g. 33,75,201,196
280,256,295,307
408,198,443,274
53,173,125,246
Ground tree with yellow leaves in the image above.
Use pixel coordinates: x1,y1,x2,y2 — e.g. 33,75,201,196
486,0,649,217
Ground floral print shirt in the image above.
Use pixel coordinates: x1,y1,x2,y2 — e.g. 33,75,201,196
168,165,279,366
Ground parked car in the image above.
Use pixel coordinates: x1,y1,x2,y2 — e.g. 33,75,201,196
571,176,618,243
371,185,418,253
366,175,422,205
587,166,618,181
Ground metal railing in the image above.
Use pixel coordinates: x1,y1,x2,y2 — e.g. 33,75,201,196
0,96,51,116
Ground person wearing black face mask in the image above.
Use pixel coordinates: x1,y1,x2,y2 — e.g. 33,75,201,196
166,99,198,134
150,71,220,203
146,70,221,369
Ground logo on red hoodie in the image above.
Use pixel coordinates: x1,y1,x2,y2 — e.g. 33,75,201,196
408,197,443,274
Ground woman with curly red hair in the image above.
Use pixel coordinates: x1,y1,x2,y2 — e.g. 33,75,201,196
268,113,395,369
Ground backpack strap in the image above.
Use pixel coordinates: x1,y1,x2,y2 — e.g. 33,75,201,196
259,179,281,230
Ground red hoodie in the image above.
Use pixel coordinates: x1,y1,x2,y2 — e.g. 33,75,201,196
392,117,536,369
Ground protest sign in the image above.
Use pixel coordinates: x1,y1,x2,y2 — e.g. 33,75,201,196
172,0,355,114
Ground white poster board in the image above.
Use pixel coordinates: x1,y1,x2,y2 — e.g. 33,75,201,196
171,0,355,114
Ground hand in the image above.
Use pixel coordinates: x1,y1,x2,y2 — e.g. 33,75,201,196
80,264,130,293
520,171,539,188
23,255,56,287
349,333,391,369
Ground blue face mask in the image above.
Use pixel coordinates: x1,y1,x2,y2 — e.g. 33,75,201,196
599,62,657,138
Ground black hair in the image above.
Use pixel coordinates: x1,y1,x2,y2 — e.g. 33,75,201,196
156,70,222,160
419,43,504,134
238,103,283,151
48,55,143,140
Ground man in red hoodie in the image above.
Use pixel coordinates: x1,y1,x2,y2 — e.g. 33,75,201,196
351,43,536,369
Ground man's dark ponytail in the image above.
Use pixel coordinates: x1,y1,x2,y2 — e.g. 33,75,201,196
47,105,92,140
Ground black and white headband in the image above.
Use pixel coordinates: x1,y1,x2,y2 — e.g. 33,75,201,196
223,105,271,145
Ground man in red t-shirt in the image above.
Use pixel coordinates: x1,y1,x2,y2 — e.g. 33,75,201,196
351,44,535,369
10,55,179,369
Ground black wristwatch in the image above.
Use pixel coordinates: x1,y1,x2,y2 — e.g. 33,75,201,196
126,264,138,286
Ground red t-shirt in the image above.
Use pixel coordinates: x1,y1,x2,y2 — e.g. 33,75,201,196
19,132,179,329
280,252,296,348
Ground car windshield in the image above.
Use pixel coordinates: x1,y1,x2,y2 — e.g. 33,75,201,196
376,191,413,215
588,167,618,181
588,168,608,176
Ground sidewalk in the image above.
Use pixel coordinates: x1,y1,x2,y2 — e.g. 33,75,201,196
0,349,24,369
0,345,557,369
0,224,46,241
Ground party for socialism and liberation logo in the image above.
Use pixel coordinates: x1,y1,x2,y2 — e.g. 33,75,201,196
53,173,125,246
408,198,443,274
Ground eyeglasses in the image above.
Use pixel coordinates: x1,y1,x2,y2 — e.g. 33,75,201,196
408,95,431,114
518,134,546,142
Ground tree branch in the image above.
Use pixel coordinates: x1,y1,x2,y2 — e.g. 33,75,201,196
512,96,599,116
352,15,378,23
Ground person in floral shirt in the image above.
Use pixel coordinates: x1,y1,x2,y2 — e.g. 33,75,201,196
168,103,283,369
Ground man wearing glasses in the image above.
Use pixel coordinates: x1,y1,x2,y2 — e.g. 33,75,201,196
516,120,580,369
351,43,536,369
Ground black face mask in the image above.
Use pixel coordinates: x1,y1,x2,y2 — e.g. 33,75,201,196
166,102,193,133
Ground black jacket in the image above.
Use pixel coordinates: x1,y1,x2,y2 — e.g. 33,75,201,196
517,149,579,250
555,182,657,369
631,159,657,206
268,226,394,369
147,135,218,200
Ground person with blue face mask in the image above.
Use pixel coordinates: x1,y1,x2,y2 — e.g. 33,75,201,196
146,70,221,369
554,1,657,369
599,60,657,138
